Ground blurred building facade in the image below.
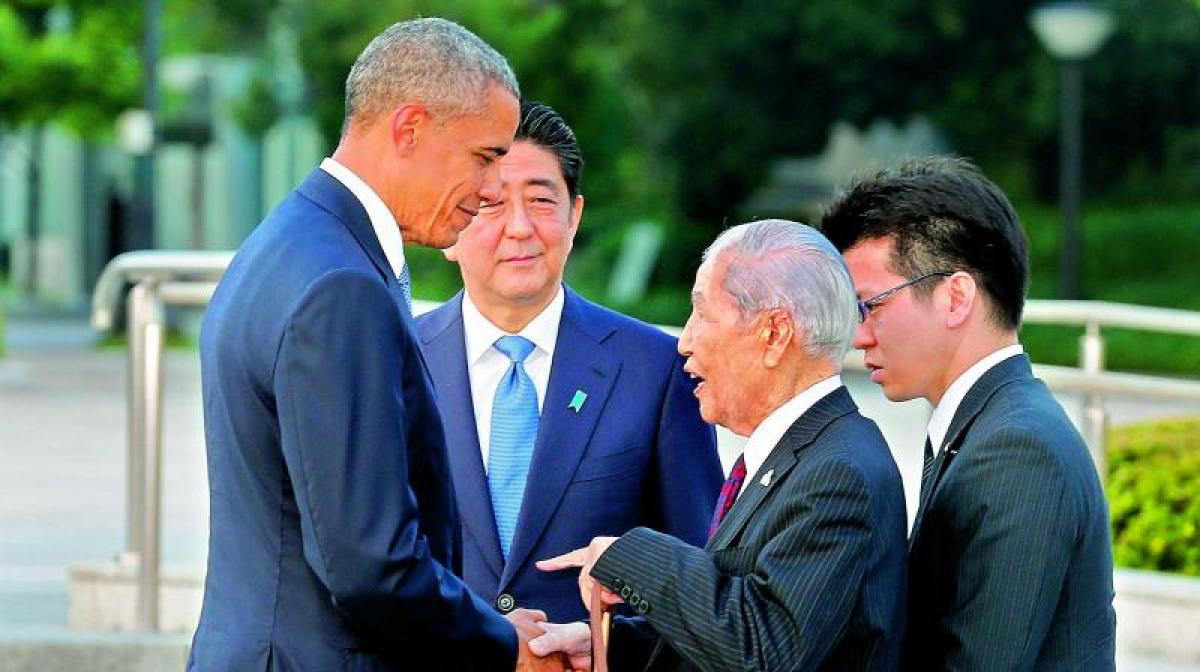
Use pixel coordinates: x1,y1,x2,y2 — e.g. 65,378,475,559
0,55,325,307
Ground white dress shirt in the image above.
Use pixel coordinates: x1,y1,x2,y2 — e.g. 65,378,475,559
319,157,406,280
737,375,843,496
926,344,1025,456
462,287,565,469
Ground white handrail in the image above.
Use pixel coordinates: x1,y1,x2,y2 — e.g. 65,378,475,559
89,250,1200,631
1024,300,1200,336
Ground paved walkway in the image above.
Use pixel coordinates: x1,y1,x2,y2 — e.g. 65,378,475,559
1,316,1197,670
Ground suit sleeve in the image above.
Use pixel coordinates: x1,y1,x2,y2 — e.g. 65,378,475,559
936,428,1075,670
273,268,516,668
591,459,875,672
649,353,722,545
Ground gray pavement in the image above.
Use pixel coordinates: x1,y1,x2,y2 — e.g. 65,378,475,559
1,315,1198,670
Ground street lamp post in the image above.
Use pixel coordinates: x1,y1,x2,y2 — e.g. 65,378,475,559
1031,2,1115,299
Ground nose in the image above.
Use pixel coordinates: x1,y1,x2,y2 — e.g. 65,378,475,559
678,314,696,357
478,162,502,204
852,318,874,350
504,199,534,239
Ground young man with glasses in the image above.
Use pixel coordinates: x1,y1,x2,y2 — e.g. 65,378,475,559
822,157,1116,671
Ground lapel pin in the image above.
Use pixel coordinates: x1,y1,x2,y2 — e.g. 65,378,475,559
760,469,774,487
568,389,588,413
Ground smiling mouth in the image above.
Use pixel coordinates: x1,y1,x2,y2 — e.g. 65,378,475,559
457,206,478,218
503,254,540,264
686,369,707,395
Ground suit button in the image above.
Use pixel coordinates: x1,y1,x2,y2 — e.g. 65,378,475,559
628,592,641,607
612,577,625,589
496,593,516,613
636,601,651,615
619,586,632,600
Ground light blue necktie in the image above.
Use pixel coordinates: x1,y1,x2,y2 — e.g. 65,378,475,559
488,335,538,560
397,264,413,314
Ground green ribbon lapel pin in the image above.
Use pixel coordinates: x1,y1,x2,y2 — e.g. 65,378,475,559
568,389,588,413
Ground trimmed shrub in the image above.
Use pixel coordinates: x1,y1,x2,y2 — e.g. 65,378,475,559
1108,416,1200,576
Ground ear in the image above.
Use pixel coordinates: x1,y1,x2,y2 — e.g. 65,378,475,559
565,194,584,252
760,309,794,368
390,103,428,157
944,271,977,329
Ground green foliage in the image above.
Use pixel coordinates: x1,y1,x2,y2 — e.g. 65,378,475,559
1017,201,1200,375
0,1,141,135
1108,416,1200,576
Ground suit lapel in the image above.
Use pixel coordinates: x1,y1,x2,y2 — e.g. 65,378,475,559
909,354,1033,545
297,168,393,285
501,290,620,586
297,167,431,373
418,293,505,579
707,387,857,551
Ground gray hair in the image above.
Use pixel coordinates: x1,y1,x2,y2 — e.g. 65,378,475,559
343,17,519,132
703,219,859,363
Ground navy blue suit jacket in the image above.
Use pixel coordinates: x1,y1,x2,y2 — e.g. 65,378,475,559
188,168,516,671
592,387,909,671
904,354,1116,670
416,289,722,622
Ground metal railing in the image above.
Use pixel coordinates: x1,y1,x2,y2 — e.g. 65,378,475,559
1021,301,1200,476
91,252,1200,630
91,251,230,631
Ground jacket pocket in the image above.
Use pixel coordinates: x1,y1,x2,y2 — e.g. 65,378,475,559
570,445,648,483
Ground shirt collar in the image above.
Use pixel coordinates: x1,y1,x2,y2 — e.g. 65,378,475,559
740,375,843,486
320,157,406,280
461,286,565,364
927,343,1025,454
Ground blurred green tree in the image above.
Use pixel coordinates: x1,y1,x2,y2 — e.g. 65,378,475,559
0,1,141,134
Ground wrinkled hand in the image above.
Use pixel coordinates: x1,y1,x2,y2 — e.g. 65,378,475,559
529,621,592,672
507,609,568,671
536,536,623,610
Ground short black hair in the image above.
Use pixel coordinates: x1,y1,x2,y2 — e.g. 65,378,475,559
820,156,1028,330
515,100,583,199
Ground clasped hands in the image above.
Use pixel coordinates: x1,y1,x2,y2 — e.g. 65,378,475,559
511,536,621,671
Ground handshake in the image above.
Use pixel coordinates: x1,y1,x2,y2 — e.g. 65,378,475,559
509,536,622,672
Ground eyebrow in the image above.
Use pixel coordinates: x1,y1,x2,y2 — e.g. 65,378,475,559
524,178,561,191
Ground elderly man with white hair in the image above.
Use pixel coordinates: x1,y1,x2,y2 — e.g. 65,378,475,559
533,220,909,671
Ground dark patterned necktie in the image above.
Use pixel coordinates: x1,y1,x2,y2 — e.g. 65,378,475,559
708,454,748,541
919,436,935,503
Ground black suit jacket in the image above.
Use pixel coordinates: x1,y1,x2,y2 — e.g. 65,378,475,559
591,387,909,671
904,354,1116,670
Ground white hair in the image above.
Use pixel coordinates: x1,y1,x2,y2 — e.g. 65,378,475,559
343,17,519,131
703,219,859,363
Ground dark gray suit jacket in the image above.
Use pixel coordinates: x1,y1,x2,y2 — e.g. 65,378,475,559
904,354,1116,670
591,387,908,671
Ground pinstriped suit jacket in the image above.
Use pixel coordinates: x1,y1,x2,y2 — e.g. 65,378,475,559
591,386,908,671
904,354,1116,670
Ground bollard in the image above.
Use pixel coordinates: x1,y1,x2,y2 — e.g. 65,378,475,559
1080,320,1108,481
127,280,166,630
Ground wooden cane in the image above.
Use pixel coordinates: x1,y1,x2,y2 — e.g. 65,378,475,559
589,587,614,672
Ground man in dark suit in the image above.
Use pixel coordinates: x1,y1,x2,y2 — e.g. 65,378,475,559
416,101,721,624
189,18,564,671
532,220,908,671
821,157,1116,670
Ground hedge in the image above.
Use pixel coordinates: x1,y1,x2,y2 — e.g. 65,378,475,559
1108,416,1200,576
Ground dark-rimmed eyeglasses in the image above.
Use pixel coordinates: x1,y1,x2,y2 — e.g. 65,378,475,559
857,270,955,323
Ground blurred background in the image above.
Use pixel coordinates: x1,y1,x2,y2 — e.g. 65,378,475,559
1,0,1199,669
1,0,1198,360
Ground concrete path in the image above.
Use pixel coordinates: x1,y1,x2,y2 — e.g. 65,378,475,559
1,316,1197,670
